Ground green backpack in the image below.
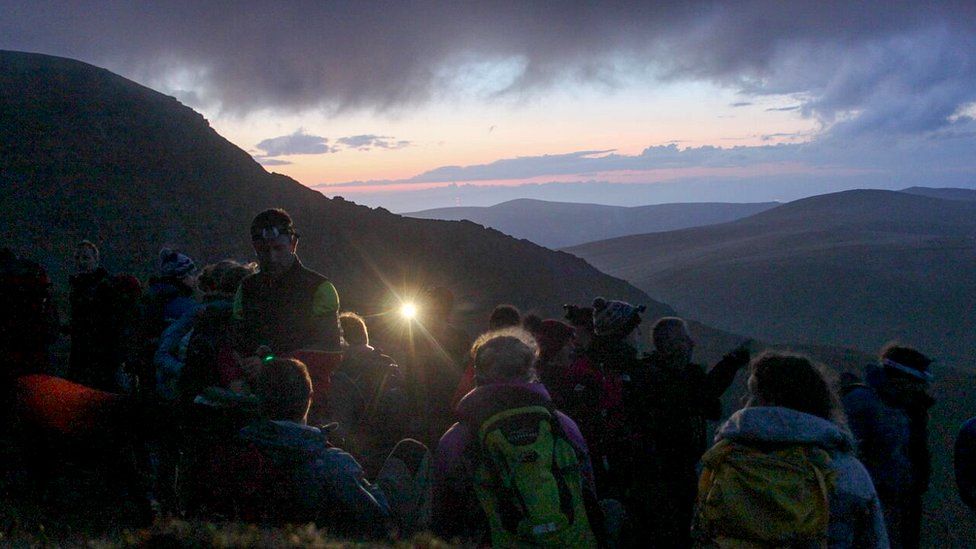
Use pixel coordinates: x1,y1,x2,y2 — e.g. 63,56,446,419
470,405,597,548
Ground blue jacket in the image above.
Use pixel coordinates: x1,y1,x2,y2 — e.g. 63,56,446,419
713,406,889,548
956,417,976,511
237,419,392,537
842,367,933,497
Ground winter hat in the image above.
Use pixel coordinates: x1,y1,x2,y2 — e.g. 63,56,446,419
159,248,197,278
880,344,934,382
536,319,576,364
592,297,645,336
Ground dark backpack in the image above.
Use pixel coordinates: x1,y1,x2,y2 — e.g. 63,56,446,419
178,304,235,407
469,404,597,547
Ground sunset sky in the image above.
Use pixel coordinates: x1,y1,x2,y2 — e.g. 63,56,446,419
3,1,975,211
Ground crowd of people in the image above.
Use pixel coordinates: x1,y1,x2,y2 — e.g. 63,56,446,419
0,206,972,548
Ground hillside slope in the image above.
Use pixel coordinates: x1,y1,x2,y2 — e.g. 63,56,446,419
406,198,777,248
569,189,976,366
0,50,668,336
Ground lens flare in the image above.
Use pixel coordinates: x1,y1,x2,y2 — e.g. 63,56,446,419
400,303,418,319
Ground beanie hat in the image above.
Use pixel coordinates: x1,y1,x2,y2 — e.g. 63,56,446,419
592,297,645,337
159,248,197,278
536,319,576,364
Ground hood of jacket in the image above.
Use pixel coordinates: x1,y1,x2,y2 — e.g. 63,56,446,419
716,406,854,453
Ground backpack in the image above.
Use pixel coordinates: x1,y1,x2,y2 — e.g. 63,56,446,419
470,404,597,547
693,439,836,548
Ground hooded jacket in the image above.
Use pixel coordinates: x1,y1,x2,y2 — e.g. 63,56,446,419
431,382,597,542
711,407,889,548
234,419,392,538
842,366,933,497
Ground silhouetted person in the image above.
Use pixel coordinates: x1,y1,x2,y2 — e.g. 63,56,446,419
450,303,522,409
67,240,112,386
844,343,934,549
533,318,576,408
956,417,976,512
412,286,470,443
137,248,198,395
234,208,341,421
625,317,750,547
0,248,58,416
694,353,888,547
558,296,647,521
330,312,407,474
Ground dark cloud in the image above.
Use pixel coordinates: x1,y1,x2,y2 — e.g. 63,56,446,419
729,101,753,107
255,129,332,156
2,2,975,137
336,135,412,151
765,105,800,112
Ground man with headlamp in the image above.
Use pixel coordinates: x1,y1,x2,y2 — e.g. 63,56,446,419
233,208,341,420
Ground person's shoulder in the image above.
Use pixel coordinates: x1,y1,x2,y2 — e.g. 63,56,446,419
829,451,879,502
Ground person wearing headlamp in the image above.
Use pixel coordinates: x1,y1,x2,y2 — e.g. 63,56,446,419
233,208,341,420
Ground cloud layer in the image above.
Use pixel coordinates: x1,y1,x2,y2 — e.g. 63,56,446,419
3,1,975,138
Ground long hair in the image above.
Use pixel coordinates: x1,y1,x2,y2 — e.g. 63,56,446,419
750,352,846,426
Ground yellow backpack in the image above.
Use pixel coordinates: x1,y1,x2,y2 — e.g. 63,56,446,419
693,439,836,548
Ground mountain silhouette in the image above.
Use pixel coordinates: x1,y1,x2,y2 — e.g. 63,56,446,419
0,50,669,338
406,198,777,249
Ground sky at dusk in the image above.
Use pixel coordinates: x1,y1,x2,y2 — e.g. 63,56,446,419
3,1,976,211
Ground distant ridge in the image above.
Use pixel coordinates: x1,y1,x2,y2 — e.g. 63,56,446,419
902,186,976,202
569,188,976,367
406,198,777,248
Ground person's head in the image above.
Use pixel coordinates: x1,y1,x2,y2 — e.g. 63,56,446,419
471,328,539,386
536,320,576,368
747,352,842,424
254,358,313,423
199,260,256,297
522,313,544,336
158,248,197,288
488,304,521,330
592,297,645,340
250,208,299,277
879,343,933,387
340,312,369,347
75,240,99,274
563,304,594,349
424,286,455,321
652,316,695,362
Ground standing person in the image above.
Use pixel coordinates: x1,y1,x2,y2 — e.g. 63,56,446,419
843,344,934,549
956,416,976,512
432,328,603,546
563,303,595,355
533,319,577,408
626,317,749,547
0,248,58,412
561,297,644,502
450,303,521,410
138,248,199,393
694,353,888,548
233,208,342,422
67,240,111,386
413,286,471,444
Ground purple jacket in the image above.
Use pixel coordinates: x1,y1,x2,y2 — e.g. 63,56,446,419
431,381,597,542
